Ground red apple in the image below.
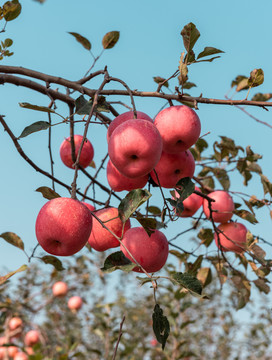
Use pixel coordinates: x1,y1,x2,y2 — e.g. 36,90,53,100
150,338,158,347
154,105,201,153
150,150,195,188
14,352,28,360
68,296,83,311
25,347,34,355
60,134,94,169
88,207,131,251
35,198,93,256
215,222,247,254
107,159,148,192
120,227,169,273
24,330,40,347
173,186,203,217
108,119,162,178
107,111,153,142
203,190,234,223
8,346,19,358
82,202,95,212
8,317,23,331
52,281,68,297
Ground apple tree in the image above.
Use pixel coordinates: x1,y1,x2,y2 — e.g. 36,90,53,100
1,1,272,359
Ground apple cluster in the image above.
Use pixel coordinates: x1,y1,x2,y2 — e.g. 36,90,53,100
34,105,246,277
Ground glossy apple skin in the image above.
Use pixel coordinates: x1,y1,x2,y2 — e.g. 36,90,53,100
107,159,148,192
52,281,68,297
88,207,131,251
14,352,28,360
8,317,23,331
154,105,201,153
150,150,195,188
35,198,93,256
68,296,83,310
215,222,247,254
108,119,162,178
203,190,234,223
24,330,40,347
60,135,94,169
120,227,169,273
82,202,95,212
107,111,153,142
173,186,203,217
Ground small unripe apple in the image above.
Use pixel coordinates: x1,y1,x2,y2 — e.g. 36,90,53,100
52,281,68,297
60,134,94,169
154,105,201,153
173,186,203,217
108,119,162,178
215,222,247,254
107,159,148,192
68,296,83,311
24,330,40,347
203,190,234,223
88,207,131,251
14,352,28,360
120,227,169,273
107,111,153,142
8,317,23,331
35,198,93,256
150,150,195,188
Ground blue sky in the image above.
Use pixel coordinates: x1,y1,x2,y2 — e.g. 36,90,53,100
0,0,272,300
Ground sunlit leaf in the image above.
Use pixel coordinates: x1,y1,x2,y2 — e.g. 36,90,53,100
36,186,61,200
197,46,224,60
68,32,91,51
3,0,21,21
153,76,169,88
0,265,27,286
19,102,55,113
102,31,120,49
248,68,264,88
251,92,272,102
0,232,24,250
118,189,152,223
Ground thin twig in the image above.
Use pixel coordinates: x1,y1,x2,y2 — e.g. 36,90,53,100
112,315,126,360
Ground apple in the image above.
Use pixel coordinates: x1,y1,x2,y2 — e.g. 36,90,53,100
82,202,95,212
215,222,247,254
25,347,34,356
150,150,195,188
0,348,6,360
120,227,169,273
35,198,93,256
68,296,83,311
14,352,28,360
8,346,19,357
173,186,203,217
108,119,162,178
203,190,234,223
60,134,94,169
150,338,158,347
8,317,23,331
88,207,131,251
24,330,40,347
52,281,68,297
154,105,201,153
107,159,148,192
107,110,153,142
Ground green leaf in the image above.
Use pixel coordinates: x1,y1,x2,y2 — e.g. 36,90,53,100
0,265,27,286
36,186,61,200
102,31,120,49
4,38,13,47
248,68,264,88
40,256,65,271
153,76,169,88
18,121,51,139
182,81,197,90
3,0,21,21
147,206,161,215
68,32,91,51
19,102,56,113
101,251,135,273
180,22,200,53
253,278,270,294
75,95,110,114
171,272,207,298
0,232,24,250
251,92,272,102
233,209,258,224
118,189,152,223
212,168,230,191
152,304,170,350
175,177,195,200
197,46,224,60
136,217,157,236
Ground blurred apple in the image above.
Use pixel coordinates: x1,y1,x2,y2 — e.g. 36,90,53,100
8,346,19,358
68,296,83,311
24,330,40,347
14,352,28,360
8,317,22,331
60,134,94,169
35,198,93,256
52,281,68,297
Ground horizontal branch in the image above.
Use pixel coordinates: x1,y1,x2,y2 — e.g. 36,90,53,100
1,65,272,108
